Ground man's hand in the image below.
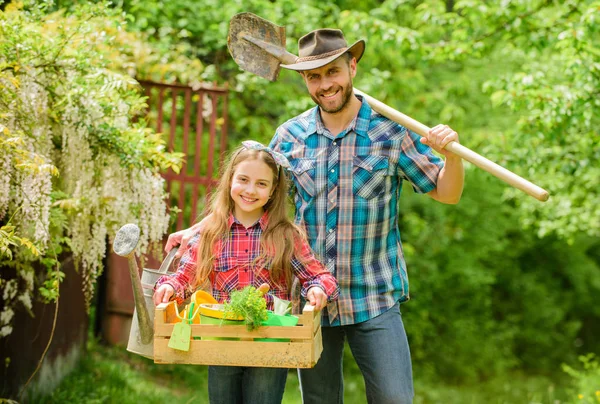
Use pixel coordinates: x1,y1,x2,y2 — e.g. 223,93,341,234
420,124,459,158
153,284,175,306
424,124,465,204
165,215,213,257
306,286,328,311
164,228,194,258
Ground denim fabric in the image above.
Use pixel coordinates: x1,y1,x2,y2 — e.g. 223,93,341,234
298,303,414,404
208,365,288,404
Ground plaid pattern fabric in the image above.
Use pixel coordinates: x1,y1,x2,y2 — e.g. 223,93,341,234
269,95,443,326
155,212,339,310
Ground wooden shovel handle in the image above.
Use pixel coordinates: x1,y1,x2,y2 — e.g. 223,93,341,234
354,89,549,202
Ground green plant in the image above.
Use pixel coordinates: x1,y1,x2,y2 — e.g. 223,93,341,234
222,286,269,331
0,0,192,339
562,353,600,403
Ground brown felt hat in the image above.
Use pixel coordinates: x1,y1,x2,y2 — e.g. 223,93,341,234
280,29,365,71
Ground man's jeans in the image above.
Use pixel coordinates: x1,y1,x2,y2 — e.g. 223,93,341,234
208,365,287,404
299,303,414,404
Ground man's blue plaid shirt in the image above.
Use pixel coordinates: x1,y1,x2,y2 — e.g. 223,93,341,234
270,95,443,326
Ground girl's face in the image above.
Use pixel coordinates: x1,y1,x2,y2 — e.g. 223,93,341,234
230,158,275,225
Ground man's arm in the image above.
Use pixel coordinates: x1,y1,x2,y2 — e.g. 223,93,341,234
421,124,464,204
427,154,464,204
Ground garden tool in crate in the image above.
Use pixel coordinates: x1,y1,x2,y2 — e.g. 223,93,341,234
113,223,179,359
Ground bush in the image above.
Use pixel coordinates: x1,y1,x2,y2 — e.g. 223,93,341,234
402,169,600,382
0,1,185,338
563,354,600,404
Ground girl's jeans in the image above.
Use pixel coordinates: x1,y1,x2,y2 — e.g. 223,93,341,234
299,302,414,404
208,365,287,404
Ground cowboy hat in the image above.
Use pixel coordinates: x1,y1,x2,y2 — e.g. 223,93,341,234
280,29,365,71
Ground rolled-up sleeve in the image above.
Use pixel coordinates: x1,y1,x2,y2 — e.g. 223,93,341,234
399,129,444,194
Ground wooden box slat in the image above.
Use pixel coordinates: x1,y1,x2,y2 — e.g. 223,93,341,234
153,302,323,368
154,323,314,339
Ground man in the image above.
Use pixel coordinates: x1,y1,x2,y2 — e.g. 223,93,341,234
166,28,464,404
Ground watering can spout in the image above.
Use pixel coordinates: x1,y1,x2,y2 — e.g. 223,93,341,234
113,224,178,359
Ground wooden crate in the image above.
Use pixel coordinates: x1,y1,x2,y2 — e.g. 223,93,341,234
153,301,323,368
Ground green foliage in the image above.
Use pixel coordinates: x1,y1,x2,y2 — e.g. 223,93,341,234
222,285,269,331
37,338,210,403
338,0,599,242
115,0,345,148
562,354,600,403
0,0,189,339
9,0,599,388
401,167,600,382
42,338,574,403
0,224,40,260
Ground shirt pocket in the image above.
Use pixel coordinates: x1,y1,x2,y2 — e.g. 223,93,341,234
213,256,238,293
290,157,317,197
254,268,273,287
352,155,391,200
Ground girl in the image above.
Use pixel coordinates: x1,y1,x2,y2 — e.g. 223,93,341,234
153,140,338,404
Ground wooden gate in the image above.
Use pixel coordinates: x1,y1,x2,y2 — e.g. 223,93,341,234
99,80,229,346
142,79,229,230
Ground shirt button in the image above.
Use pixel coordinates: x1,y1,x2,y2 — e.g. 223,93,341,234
245,249,248,253
330,199,335,204
331,169,335,173
328,228,334,233
245,232,249,236
333,141,337,146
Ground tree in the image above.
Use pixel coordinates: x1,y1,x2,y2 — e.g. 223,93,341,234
337,0,600,241
0,1,185,338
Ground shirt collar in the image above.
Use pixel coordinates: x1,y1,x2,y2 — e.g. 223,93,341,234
354,95,371,138
305,106,319,139
304,94,371,140
227,211,269,230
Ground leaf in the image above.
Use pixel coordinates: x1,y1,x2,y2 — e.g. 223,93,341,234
490,90,507,107
20,238,41,257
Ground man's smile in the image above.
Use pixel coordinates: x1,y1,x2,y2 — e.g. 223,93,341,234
320,89,340,99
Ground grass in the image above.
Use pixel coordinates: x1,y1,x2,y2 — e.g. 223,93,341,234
414,374,568,404
37,337,576,404
37,339,208,404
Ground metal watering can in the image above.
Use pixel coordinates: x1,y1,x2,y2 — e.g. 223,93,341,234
113,223,178,359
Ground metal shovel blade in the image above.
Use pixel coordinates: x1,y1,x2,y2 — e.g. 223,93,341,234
227,12,288,82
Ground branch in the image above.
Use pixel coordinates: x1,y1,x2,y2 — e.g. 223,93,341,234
472,0,553,43
422,0,580,49
32,14,96,70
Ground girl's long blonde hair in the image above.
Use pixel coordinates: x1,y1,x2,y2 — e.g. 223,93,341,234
195,144,307,291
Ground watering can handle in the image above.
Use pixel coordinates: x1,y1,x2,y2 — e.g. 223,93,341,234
158,247,179,274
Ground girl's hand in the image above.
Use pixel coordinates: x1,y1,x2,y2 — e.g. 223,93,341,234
153,284,175,306
306,286,328,311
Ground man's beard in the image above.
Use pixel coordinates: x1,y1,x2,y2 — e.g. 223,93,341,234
311,76,354,114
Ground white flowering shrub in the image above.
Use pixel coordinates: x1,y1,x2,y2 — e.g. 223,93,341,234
0,1,189,337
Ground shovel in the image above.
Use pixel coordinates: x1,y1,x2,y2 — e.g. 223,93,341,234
227,12,549,202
